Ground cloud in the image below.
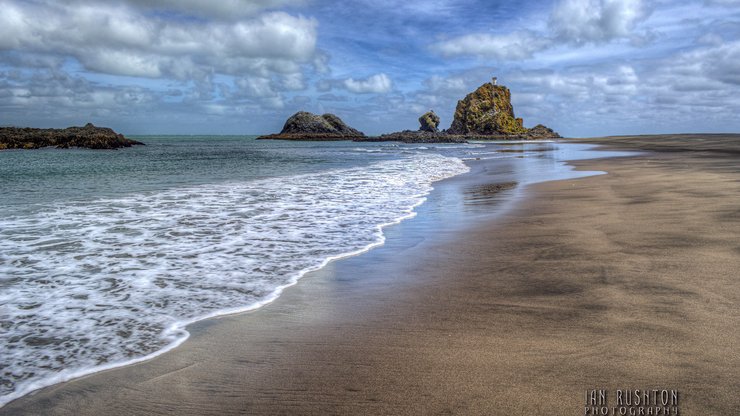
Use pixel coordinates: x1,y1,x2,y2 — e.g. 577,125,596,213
672,39,740,86
342,73,393,94
234,77,277,98
52,0,307,19
432,31,551,59
424,75,470,95
550,0,651,43
0,2,318,79
430,0,651,60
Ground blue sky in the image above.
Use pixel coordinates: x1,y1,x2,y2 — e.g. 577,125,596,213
1,0,739,136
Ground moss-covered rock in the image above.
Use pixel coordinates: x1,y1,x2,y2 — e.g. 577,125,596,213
526,124,561,139
418,110,440,132
448,80,528,135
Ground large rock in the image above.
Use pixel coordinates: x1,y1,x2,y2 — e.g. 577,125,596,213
258,112,365,140
0,123,143,150
447,79,528,135
418,111,440,132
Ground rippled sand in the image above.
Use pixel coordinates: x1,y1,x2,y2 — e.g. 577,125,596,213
3,135,739,415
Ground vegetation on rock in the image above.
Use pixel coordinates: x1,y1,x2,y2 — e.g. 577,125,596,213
261,77,559,142
447,80,528,135
418,111,440,132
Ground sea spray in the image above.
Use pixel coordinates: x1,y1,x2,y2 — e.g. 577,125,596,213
0,153,469,405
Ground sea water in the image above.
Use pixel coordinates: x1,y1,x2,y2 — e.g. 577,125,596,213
0,137,475,405
0,137,614,405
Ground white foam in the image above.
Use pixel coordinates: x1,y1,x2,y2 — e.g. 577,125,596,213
0,153,469,406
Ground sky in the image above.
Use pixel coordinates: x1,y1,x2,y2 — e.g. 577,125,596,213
1,0,739,137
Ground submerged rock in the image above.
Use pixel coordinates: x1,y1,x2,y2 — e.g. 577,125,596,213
356,130,467,143
447,79,528,135
258,112,365,140
0,123,144,150
418,110,440,132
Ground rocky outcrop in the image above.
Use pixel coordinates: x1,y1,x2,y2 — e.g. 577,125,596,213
260,78,559,142
525,124,561,139
447,80,528,135
356,109,465,143
418,111,440,132
0,123,144,150
356,130,467,143
257,112,365,140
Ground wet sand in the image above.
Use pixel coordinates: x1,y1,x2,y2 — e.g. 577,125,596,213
3,135,739,415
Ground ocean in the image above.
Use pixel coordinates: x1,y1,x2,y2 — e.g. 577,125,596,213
0,137,613,405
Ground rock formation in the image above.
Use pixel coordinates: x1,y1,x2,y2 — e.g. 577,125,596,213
418,110,440,132
0,123,144,150
263,78,559,142
447,80,527,135
525,124,561,139
359,109,466,143
257,112,365,140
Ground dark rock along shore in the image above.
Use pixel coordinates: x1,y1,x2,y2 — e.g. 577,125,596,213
261,77,560,143
372,79,561,143
0,123,143,150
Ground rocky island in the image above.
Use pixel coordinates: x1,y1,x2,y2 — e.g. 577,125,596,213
0,123,143,150
262,78,560,143
359,79,560,143
257,111,366,141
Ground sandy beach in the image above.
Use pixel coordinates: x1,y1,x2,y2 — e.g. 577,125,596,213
2,135,739,415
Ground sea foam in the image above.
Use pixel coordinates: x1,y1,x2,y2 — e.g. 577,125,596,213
0,153,468,405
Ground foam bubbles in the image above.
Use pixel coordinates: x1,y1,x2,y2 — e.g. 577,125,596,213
0,153,468,405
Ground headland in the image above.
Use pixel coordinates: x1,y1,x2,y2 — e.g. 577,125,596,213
0,123,143,150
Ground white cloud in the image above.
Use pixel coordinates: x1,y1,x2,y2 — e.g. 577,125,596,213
281,73,306,90
342,73,393,94
424,75,469,94
673,39,740,85
432,31,551,59
550,0,651,43
235,77,276,98
0,2,318,79
430,0,651,60
58,0,307,19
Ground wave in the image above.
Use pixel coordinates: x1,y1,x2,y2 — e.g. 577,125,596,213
0,153,469,406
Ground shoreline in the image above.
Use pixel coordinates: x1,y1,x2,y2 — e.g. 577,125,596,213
0,141,603,410
3,135,739,414
0,152,470,408
0,142,632,411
